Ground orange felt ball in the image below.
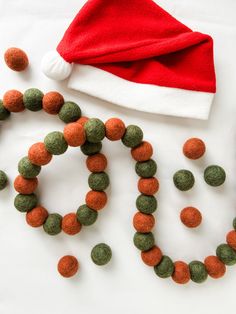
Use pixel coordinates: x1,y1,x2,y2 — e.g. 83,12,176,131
105,118,126,141
85,190,107,210
62,213,82,235
4,47,29,71
204,256,226,279
76,116,89,126
131,141,153,162
180,207,202,228
172,261,190,284
3,89,25,112
57,255,79,278
86,153,107,172
138,177,159,195
183,138,206,160
42,91,64,114
63,122,86,147
133,212,155,233
141,246,162,266
28,142,52,166
26,206,48,227
14,175,38,194
226,230,236,250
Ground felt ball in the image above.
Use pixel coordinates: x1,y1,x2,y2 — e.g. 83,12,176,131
43,213,62,235
4,47,28,71
57,255,79,278
0,100,10,120
135,159,157,178
23,88,44,111
172,261,190,284
141,246,162,266
84,118,105,143
173,169,195,191
136,194,157,214
86,153,107,172
131,141,153,162
138,177,159,195
63,123,86,147
204,256,226,279
26,206,48,227
122,125,143,148
133,212,155,233
180,207,202,228
62,213,82,235
59,101,81,123
154,255,174,278
3,89,25,112
0,170,8,190
233,217,236,231
189,261,208,283
42,91,64,114
85,190,107,211
91,243,112,266
44,131,68,155
226,230,236,251
14,175,38,194
28,142,52,166
105,118,126,141
133,232,155,251
204,165,226,187
18,156,41,179
76,205,98,226
88,172,110,191
77,116,89,126
183,138,206,160
14,193,38,213
81,141,102,156
216,244,236,265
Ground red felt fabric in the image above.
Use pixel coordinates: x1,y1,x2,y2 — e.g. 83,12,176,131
57,0,216,93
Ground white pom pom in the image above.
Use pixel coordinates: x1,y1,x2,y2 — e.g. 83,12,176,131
41,51,72,81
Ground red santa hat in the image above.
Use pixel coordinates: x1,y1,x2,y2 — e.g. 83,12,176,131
41,0,216,120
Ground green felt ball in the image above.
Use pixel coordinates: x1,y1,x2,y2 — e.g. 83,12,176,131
204,165,226,187
173,169,195,191
91,243,112,266
84,118,105,143
43,213,62,235
122,125,143,148
44,131,68,155
216,244,236,265
23,88,44,111
154,255,174,278
88,172,110,191
14,193,38,212
189,261,208,283
133,232,155,251
76,204,98,226
233,218,236,231
136,194,157,214
0,170,8,190
135,159,157,178
0,100,10,120
18,156,41,179
80,141,102,156
58,101,81,123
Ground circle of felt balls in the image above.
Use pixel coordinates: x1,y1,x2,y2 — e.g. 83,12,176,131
4,47,29,72
183,138,206,160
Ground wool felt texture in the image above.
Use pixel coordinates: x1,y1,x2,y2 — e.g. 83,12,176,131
91,243,112,266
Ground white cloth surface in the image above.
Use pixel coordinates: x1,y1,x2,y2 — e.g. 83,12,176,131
0,1,236,314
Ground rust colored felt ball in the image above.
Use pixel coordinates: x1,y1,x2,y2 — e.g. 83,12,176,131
62,213,82,235
14,175,38,195
105,118,126,141
141,246,162,266
42,91,64,114
4,47,29,71
183,138,206,160
77,116,89,126
133,212,155,233
3,89,25,112
63,122,86,147
138,177,159,195
180,207,202,228
131,141,153,162
85,190,107,210
204,256,226,279
28,142,52,166
86,153,107,172
226,230,236,250
57,255,79,278
26,206,48,227
172,261,190,284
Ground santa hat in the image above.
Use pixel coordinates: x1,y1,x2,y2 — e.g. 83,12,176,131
41,0,216,120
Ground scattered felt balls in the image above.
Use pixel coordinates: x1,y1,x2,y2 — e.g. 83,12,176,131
173,169,195,191
204,165,226,187
57,255,79,278
91,243,112,266
4,47,29,72
180,207,202,228
0,170,8,190
183,138,206,160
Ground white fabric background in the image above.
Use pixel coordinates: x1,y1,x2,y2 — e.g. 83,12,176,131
0,1,236,313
